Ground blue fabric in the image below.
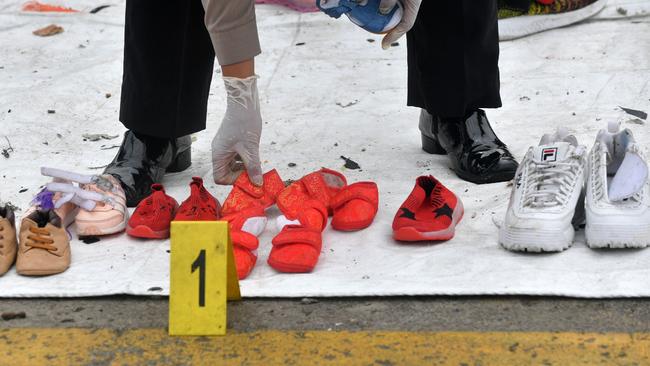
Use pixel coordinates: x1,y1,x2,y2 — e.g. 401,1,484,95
316,0,400,34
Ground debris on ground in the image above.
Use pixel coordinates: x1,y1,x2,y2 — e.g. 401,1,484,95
33,24,64,37
100,145,120,150
283,179,295,186
22,1,78,12
80,236,100,244
341,156,361,170
619,106,647,120
1,311,26,321
1,136,14,158
82,133,119,142
519,96,530,101
90,5,111,14
391,42,399,47
105,93,112,98
18,188,28,193
295,42,305,46
288,162,297,167
617,7,628,15
336,100,359,108
367,38,375,43
626,118,646,125
87,165,108,170
47,109,55,114
301,298,319,305
147,287,163,292
3,202,20,212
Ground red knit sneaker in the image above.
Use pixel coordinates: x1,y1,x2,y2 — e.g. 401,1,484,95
174,177,221,221
392,176,464,242
127,184,179,239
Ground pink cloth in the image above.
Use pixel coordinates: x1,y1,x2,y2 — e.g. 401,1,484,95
255,0,319,12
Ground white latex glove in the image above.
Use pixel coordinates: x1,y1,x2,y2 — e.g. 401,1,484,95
379,0,422,50
212,76,264,186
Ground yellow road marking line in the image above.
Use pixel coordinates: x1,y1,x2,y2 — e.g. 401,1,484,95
1,329,649,365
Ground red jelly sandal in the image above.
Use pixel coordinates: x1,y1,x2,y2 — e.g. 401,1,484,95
268,198,328,273
331,181,379,231
221,169,285,216
222,206,267,279
392,176,464,242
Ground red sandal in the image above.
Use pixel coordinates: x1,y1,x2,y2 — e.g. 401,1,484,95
268,198,328,273
331,182,379,231
221,170,285,216
222,206,267,279
276,168,347,218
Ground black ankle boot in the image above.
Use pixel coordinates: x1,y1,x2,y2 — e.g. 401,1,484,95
104,131,192,207
421,109,518,184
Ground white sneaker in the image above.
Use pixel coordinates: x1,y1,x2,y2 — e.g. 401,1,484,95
500,128,587,252
585,122,650,249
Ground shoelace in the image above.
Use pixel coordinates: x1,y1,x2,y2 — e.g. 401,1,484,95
523,156,581,208
0,226,4,254
25,226,56,251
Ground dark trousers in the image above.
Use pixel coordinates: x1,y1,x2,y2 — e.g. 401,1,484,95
119,0,215,138
119,0,501,138
407,0,502,118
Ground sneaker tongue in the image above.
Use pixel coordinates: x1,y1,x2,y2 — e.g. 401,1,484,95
532,142,573,163
609,151,648,201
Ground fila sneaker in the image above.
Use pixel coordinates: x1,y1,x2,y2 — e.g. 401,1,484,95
585,122,650,249
500,128,586,252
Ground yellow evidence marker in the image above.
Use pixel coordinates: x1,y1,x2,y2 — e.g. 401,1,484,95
169,221,241,336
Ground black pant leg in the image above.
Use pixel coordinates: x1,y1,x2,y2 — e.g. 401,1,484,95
407,0,502,118
119,0,215,139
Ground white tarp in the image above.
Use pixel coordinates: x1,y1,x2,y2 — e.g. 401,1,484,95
1,0,649,297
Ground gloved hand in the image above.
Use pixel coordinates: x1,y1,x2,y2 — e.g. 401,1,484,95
379,0,421,50
212,76,264,186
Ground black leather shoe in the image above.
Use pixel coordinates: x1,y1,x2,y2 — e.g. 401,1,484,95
420,109,518,184
104,131,192,207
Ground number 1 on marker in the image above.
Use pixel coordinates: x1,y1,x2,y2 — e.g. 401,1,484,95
191,249,206,307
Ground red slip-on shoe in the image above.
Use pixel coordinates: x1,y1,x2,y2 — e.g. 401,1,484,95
127,184,179,239
221,206,267,279
276,168,347,218
221,169,285,216
174,177,221,221
392,176,464,242
268,199,328,273
331,182,379,231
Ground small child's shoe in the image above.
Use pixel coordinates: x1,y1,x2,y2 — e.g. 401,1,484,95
392,176,464,242
127,184,179,239
174,177,221,221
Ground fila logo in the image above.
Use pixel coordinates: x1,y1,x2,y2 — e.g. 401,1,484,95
542,148,558,162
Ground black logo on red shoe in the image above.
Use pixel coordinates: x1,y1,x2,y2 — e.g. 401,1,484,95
434,204,453,219
542,148,558,162
399,208,416,220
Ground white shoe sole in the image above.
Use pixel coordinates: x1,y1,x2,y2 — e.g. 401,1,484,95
499,224,575,252
585,223,650,249
499,0,607,41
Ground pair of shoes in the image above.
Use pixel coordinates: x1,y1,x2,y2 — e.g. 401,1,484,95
40,168,129,237
420,109,519,184
127,177,221,239
104,131,192,207
316,0,403,34
498,0,607,41
500,122,650,252
271,168,379,273
392,176,464,242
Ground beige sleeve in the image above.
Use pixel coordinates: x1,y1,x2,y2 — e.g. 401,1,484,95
201,0,261,66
